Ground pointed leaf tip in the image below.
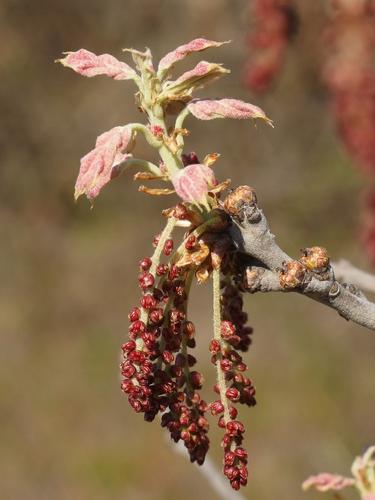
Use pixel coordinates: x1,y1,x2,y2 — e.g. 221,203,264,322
158,38,230,74
74,126,135,202
187,98,273,125
59,48,136,80
161,62,230,99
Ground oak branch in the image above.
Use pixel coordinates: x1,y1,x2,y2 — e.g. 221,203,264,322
228,200,375,331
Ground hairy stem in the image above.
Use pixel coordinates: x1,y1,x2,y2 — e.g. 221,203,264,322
136,217,177,350
119,157,161,177
212,267,231,423
181,270,195,395
175,106,190,149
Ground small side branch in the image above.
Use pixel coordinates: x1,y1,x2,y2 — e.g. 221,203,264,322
333,259,375,294
229,203,375,331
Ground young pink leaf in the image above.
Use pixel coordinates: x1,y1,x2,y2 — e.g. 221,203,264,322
75,125,135,201
187,98,273,125
171,164,217,203
158,38,228,74
58,49,136,80
302,473,355,492
162,61,229,98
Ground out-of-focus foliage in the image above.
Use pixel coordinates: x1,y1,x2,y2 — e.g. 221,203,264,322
244,0,375,265
0,1,374,499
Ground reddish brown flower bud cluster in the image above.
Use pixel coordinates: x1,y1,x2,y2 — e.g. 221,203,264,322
244,0,297,93
221,282,254,353
121,234,209,464
121,201,259,490
222,426,249,490
208,277,256,489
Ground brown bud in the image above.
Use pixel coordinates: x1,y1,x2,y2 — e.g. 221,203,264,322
195,263,211,284
138,185,175,196
300,246,330,272
223,186,257,216
279,260,306,289
190,242,210,266
183,321,195,339
162,203,203,227
203,152,220,167
241,267,265,292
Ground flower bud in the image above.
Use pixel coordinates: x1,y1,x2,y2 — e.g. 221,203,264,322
171,164,217,203
279,260,306,289
300,246,330,272
223,185,257,216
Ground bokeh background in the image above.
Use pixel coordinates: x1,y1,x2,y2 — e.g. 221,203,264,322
1,1,374,499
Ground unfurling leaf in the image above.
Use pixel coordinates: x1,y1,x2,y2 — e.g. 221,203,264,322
171,164,217,203
75,126,135,201
161,62,230,98
122,47,154,73
302,473,355,492
58,49,136,80
187,98,273,125
351,446,375,496
158,38,228,75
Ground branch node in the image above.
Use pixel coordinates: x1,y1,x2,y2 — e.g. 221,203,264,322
241,204,262,224
329,281,341,298
279,260,307,290
241,267,266,293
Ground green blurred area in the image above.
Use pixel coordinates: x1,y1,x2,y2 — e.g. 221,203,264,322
1,1,374,499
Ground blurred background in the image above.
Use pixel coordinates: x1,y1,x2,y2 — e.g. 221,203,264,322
1,1,374,499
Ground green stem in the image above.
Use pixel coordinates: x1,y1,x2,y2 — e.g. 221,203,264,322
132,123,163,148
175,106,190,149
158,143,183,177
119,158,161,177
181,271,195,396
212,267,231,424
146,107,183,177
136,217,177,350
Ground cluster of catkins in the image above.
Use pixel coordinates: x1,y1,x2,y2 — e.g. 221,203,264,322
120,191,256,490
59,37,273,490
245,0,375,264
